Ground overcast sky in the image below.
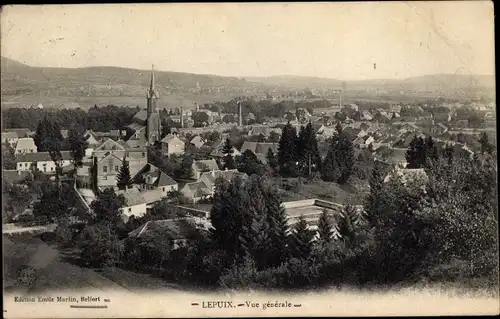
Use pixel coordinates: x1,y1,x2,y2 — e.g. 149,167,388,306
1,2,494,80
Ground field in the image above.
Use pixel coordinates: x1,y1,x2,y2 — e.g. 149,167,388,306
1,92,236,110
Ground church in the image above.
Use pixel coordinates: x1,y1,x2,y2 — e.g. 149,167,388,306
126,65,162,147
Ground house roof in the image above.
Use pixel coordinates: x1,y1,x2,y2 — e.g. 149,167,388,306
133,109,148,123
255,143,279,154
156,172,178,187
240,141,258,154
2,170,32,184
193,159,219,172
128,217,211,240
183,181,213,197
126,122,146,132
15,138,36,150
161,134,185,145
141,189,165,204
16,151,72,162
60,130,69,139
2,132,19,141
200,169,247,187
5,128,32,137
378,148,408,165
116,188,145,206
95,138,126,152
190,135,205,147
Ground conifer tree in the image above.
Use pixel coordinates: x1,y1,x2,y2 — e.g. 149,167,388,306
68,128,89,168
406,135,426,168
479,132,493,155
116,157,133,190
297,122,321,176
316,209,334,246
262,180,289,266
222,138,235,170
278,122,298,177
289,215,315,260
424,136,438,168
266,148,278,174
321,133,341,182
337,132,355,184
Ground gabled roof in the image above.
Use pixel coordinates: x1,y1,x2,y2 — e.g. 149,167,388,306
190,135,205,147
5,128,32,137
133,109,148,123
156,172,178,187
182,181,213,197
200,169,247,187
97,152,122,163
240,141,258,154
16,151,72,162
192,159,219,172
2,170,32,184
116,188,146,206
141,189,165,204
126,122,146,132
255,143,278,155
15,138,36,150
2,131,19,141
95,138,126,152
161,134,185,144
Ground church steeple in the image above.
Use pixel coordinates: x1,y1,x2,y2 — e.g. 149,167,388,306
150,64,155,91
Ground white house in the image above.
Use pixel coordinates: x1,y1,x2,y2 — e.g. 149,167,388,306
191,159,219,180
143,170,179,196
116,188,148,218
1,132,19,147
14,138,37,154
161,133,185,156
16,151,72,173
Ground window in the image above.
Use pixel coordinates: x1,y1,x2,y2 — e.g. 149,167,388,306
115,166,119,172
162,187,165,192
51,167,54,171
142,152,145,158
30,149,33,153
103,176,107,180
128,208,132,212
103,166,107,173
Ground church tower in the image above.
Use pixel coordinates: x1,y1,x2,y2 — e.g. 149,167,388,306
146,65,162,144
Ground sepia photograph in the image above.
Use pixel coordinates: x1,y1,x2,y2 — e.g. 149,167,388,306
1,2,499,317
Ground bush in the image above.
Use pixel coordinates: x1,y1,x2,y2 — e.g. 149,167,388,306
55,223,73,247
77,224,123,268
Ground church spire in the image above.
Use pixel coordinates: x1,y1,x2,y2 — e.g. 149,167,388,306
150,64,155,90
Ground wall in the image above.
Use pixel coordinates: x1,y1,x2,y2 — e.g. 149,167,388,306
121,203,147,218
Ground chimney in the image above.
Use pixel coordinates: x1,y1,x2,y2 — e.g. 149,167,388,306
238,101,242,127
180,105,184,128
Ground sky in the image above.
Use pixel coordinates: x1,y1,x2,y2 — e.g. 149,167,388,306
0,2,495,81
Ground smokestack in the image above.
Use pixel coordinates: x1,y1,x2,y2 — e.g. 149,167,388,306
180,105,184,128
238,101,242,127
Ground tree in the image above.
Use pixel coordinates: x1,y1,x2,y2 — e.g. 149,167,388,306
405,135,426,168
268,131,281,143
336,131,355,184
236,150,264,176
296,122,321,176
68,128,89,168
77,223,123,268
116,158,133,190
90,188,126,226
479,132,493,155
424,136,438,168
289,215,315,260
321,132,341,182
222,138,235,170
266,148,278,175
316,209,334,246
278,123,298,177
2,141,16,169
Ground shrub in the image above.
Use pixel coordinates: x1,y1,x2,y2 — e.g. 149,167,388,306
77,224,123,268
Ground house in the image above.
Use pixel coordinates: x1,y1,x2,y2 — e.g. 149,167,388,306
91,138,148,189
357,135,375,149
83,130,101,157
16,151,72,173
142,189,166,208
360,111,373,121
128,217,211,249
14,138,37,154
180,182,213,203
430,123,449,136
343,127,365,142
1,132,18,146
240,141,279,156
210,140,241,158
190,135,206,148
161,133,185,156
374,147,408,168
191,159,219,180
2,170,32,184
199,169,247,195
4,128,33,138
116,188,147,218
143,170,178,196
248,126,282,138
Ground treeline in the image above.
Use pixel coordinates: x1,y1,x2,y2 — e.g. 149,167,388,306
2,105,139,133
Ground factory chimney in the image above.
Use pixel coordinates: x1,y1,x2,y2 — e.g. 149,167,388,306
237,101,242,126
180,105,184,128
